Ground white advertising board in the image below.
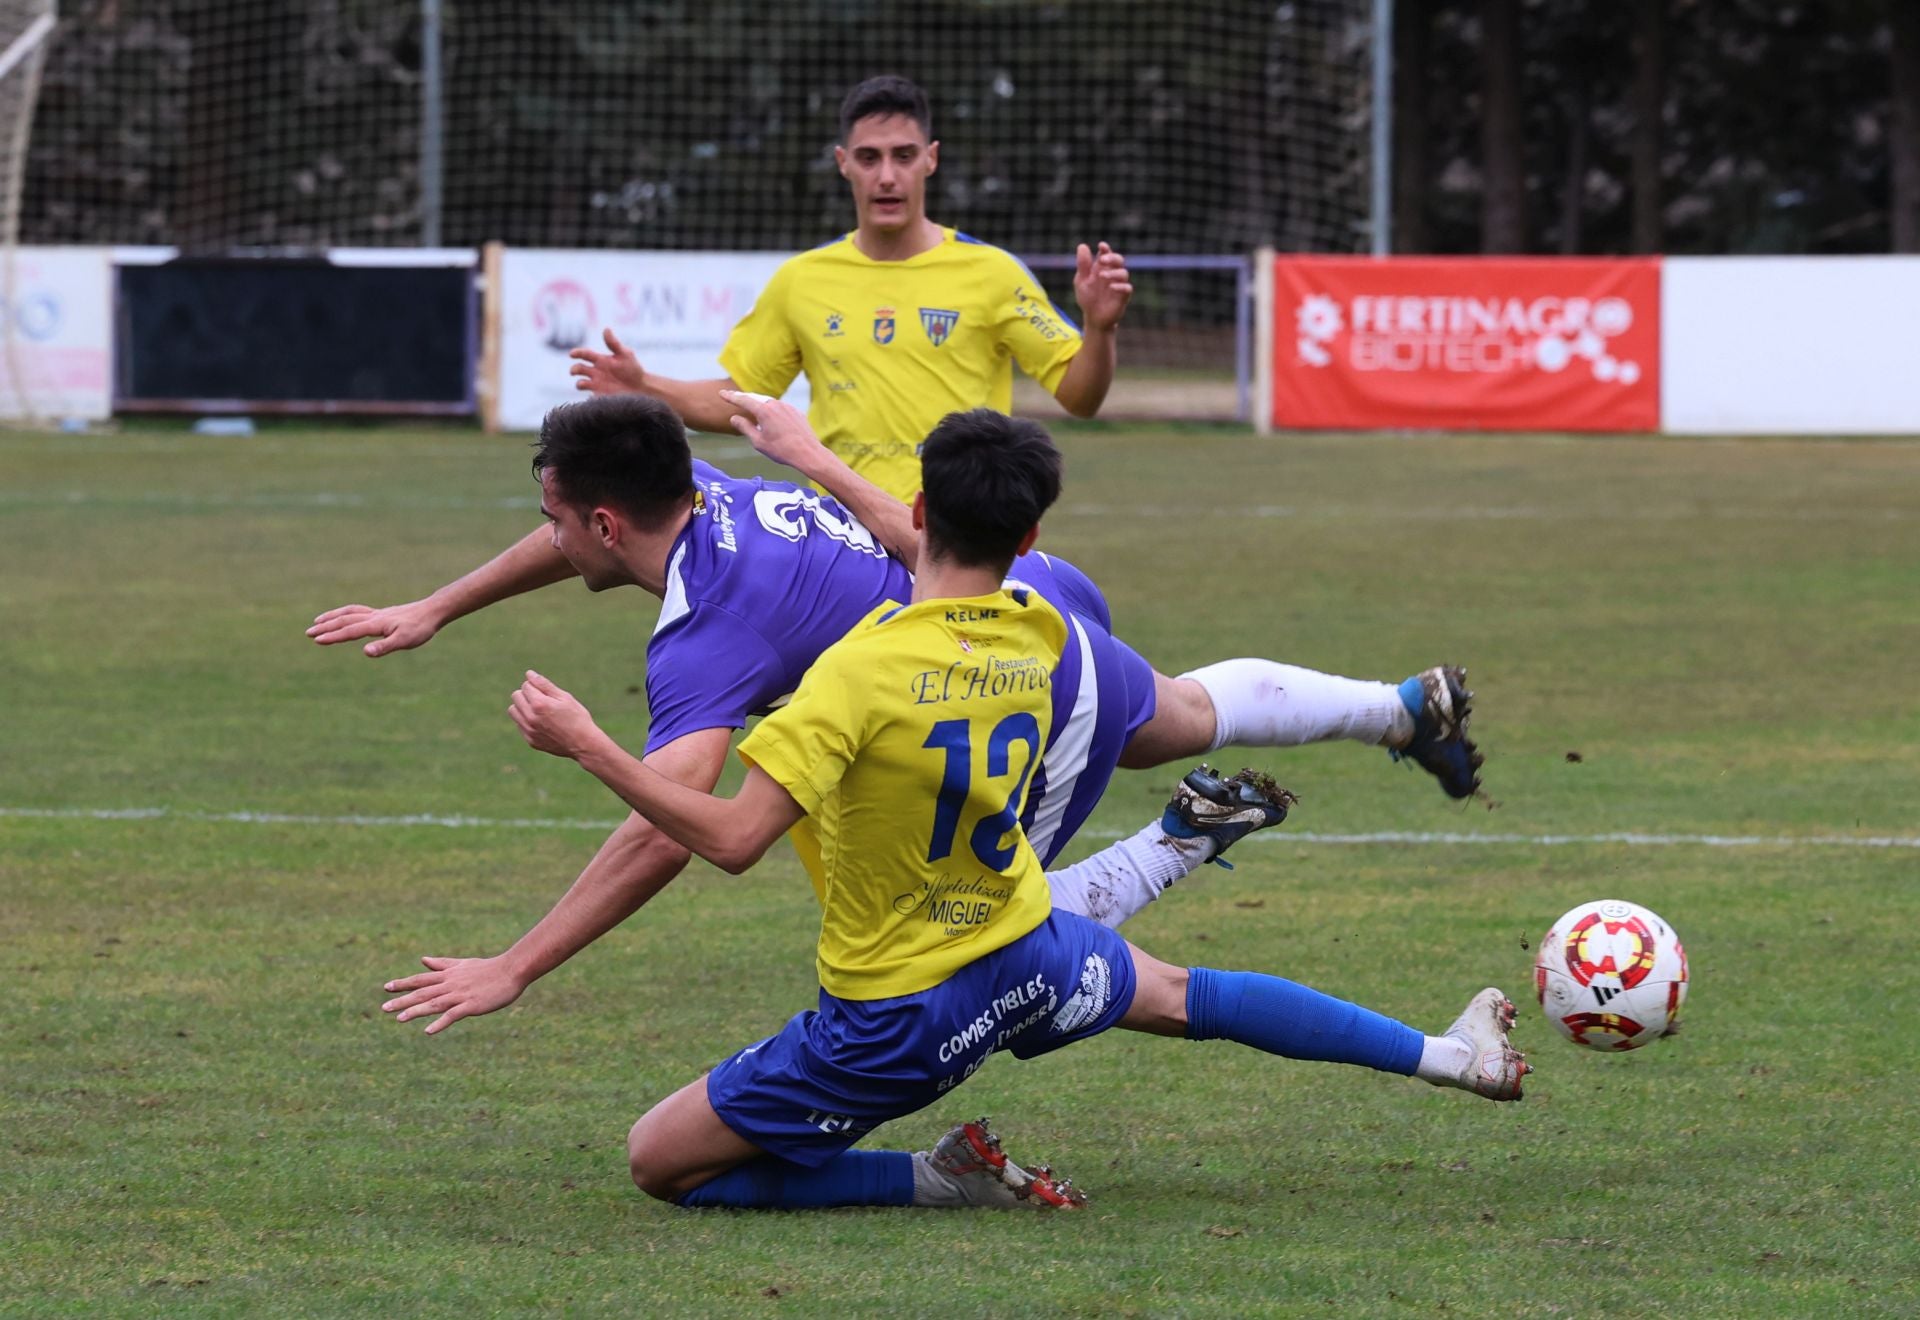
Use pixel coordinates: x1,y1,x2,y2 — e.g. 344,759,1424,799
0,247,112,421
1663,257,1920,435
494,249,806,432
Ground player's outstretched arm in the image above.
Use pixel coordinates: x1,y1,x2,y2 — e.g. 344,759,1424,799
379,725,732,1035
721,390,919,570
1051,241,1134,418
308,525,578,658
567,327,741,434
511,671,803,873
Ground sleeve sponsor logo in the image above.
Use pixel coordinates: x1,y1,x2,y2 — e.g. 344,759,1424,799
702,479,738,553
1012,287,1070,341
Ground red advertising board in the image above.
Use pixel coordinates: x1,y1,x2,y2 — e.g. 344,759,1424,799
1272,256,1661,432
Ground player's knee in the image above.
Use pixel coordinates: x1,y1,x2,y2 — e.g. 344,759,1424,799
1121,953,1192,1037
1119,675,1217,769
1169,675,1221,744
1152,964,1192,1034
627,1120,684,1202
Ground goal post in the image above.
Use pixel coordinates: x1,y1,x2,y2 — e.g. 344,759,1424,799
0,0,53,422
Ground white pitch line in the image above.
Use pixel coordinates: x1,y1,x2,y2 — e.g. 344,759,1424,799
2,805,1916,849
1,490,1911,522
1212,829,1920,849
11,480,1920,522
0,434,762,461
0,806,617,831
1058,502,1919,524
0,490,545,512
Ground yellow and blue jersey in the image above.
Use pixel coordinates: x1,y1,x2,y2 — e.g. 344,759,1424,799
736,586,1068,1000
718,228,1084,502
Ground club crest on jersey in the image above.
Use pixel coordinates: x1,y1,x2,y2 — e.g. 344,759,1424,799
873,307,896,344
919,307,960,347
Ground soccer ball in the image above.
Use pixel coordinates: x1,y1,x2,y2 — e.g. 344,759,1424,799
1534,899,1687,1051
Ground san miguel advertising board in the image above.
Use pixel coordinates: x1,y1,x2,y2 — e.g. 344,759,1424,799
493,250,808,431
1272,257,1661,433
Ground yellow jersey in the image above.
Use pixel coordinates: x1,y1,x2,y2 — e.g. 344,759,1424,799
736,587,1066,999
718,228,1085,503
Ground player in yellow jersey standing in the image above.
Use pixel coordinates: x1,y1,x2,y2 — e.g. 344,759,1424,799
566,74,1133,502
504,411,1529,1212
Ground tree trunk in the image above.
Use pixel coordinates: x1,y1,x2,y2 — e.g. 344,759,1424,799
1560,74,1589,254
1392,0,1431,253
1629,0,1666,254
1892,2,1920,252
1479,0,1526,253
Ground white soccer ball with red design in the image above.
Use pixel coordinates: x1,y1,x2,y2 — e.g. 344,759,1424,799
1534,899,1687,1052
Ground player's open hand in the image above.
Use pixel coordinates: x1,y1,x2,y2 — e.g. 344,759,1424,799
381,954,527,1035
720,389,826,472
1074,241,1134,333
567,327,646,396
510,670,603,760
306,599,443,657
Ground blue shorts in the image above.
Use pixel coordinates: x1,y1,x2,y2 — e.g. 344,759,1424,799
704,910,1137,1167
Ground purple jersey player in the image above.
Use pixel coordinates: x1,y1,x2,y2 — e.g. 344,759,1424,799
647,460,1154,866
311,396,1480,1036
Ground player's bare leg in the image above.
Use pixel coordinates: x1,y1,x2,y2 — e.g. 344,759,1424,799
626,1075,765,1201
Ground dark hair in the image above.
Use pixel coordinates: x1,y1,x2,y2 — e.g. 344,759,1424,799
532,395,694,528
919,410,1062,570
838,75,932,142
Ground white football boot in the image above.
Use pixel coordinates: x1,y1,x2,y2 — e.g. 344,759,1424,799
1432,987,1532,1101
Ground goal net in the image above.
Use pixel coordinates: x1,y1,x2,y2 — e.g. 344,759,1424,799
18,0,1378,420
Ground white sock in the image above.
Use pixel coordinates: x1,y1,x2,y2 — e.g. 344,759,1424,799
1414,1033,1471,1084
1182,659,1413,752
1045,820,1216,930
909,1150,1018,1208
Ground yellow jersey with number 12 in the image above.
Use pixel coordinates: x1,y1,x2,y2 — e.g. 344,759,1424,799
718,229,1084,503
736,587,1066,1000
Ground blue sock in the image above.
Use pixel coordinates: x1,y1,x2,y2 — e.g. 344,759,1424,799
675,1150,915,1209
1185,966,1424,1075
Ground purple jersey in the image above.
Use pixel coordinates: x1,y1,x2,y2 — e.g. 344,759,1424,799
644,462,912,754
645,463,1156,863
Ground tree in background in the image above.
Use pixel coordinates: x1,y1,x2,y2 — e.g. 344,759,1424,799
1477,0,1527,252
1629,0,1665,254
15,0,1920,257
1891,0,1920,252
1392,0,1432,253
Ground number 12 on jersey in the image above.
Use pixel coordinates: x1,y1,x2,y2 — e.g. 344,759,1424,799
922,713,1041,870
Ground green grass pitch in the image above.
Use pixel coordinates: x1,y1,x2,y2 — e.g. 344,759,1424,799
4,421,1918,1316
